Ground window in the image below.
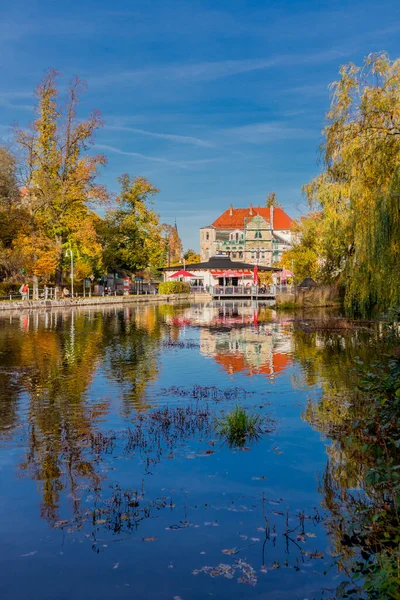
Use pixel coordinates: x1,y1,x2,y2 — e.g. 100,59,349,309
239,251,243,259
232,252,237,258
261,252,265,259
251,252,255,260
206,250,209,260
206,232,209,241
255,230,262,239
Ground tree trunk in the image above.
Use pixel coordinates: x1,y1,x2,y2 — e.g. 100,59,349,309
32,274,39,300
55,235,64,287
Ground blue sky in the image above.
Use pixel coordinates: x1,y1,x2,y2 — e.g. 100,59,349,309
2,0,400,250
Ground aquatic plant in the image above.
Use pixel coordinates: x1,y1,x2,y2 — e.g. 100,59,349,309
159,385,253,402
216,405,264,447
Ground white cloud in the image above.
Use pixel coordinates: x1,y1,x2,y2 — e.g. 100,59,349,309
104,125,213,148
0,91,34,111
95,143,220,169
220,121,315,144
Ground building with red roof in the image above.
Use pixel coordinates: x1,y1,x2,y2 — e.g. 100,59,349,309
200,203,293,266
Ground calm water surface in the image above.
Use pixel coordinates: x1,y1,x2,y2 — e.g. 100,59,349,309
0,302,375,599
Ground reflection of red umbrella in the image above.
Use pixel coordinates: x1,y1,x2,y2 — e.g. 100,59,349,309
169,270,196,278
253,265,259,284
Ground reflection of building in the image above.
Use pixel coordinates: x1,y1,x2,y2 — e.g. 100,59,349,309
200,326,292,378
200,204,293,265
161,301,292,379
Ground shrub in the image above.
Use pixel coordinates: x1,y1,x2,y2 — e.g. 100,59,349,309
215,405,264,447
158,281,190,295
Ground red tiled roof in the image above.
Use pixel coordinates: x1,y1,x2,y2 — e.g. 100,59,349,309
211,206,293,230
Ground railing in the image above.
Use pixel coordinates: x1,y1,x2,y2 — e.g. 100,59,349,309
209,284,294,297
0,286,156,302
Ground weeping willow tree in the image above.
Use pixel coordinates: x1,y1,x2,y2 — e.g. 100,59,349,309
304,52,400,315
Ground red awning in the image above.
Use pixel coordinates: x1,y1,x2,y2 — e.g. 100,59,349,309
211,270,252,277
169,270,196,278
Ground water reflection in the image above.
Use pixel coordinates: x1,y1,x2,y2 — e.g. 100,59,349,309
0,302,385,599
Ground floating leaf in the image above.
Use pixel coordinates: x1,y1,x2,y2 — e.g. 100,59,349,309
221,548,237,555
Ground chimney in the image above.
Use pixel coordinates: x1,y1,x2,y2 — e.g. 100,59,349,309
270,205,274,230
249,203,253,216
229,203,233,216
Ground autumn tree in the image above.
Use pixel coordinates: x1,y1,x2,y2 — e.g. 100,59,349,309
16,69,107,297
281,213,322,282
266,192,281,208
162,223,183,266
304,52,400,314
0,147,28,285
183,248,200,263
103,175,165,274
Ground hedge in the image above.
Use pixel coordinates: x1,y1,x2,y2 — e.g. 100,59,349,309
158,281,190,294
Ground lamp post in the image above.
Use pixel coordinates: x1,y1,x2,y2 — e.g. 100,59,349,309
65,248,74,297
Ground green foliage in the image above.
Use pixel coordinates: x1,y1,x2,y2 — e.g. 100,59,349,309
103,176,179,275
282,213,322,283
301,322,400,598
216,405,263,447
274,301,298,310
158,281,190,294
304,52,400,315
183,248,200,263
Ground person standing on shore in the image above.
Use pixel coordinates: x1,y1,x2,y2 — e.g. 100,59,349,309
19,283,29,300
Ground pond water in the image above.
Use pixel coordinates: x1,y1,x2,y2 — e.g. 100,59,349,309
0,301,377,600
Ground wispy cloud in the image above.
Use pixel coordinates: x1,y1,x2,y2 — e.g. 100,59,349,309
220,121,315,144
104,125,213,148
0,91,34,111
95,143,220,169
89,58,280,87
89,48,349,89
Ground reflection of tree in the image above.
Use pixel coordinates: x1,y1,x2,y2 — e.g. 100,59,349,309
0,306,167,524
103,307,164,413
294,325,400,597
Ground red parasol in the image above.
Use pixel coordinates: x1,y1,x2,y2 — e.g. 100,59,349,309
253,265,259,284
169,270,196,278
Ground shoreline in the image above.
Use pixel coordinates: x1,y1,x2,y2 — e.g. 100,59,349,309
0,292,211,312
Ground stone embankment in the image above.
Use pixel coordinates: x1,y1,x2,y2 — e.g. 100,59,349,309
0,292,211,312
